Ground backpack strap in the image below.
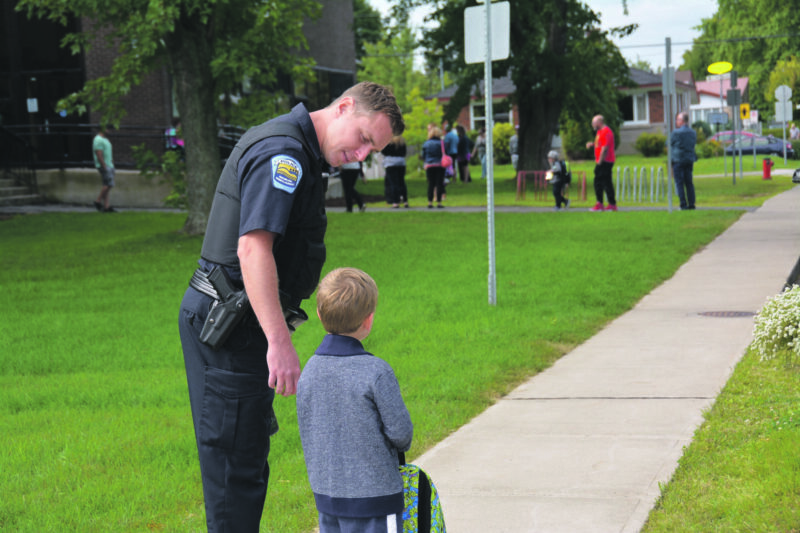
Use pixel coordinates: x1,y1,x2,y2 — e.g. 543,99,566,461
418,468,432,531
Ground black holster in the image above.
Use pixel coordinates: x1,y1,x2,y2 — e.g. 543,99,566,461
191,267,250,350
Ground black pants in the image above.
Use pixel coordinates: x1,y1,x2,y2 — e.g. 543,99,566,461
593,161,616,206
457,159,471,182
553,181,568,208
426,166,445,203
385,165,408,204
179,287,276,533
340,169,364,212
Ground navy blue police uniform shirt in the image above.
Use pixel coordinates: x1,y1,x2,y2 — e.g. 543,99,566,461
239,106,322,240
199,105,325,283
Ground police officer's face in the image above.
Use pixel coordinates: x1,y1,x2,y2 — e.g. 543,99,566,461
326,99,393,167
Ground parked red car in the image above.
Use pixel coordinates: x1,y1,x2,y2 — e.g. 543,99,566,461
708,130,756,145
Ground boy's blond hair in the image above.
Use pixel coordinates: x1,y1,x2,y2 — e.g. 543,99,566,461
317,268,378,335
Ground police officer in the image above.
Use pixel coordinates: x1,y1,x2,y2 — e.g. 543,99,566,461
179,82,404,533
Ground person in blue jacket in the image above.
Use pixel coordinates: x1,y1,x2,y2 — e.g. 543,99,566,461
422,124,447,208
670,111,698,210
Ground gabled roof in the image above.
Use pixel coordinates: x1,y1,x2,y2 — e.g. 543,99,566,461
428,74,516,101
695,77,749,97
621,67,695,91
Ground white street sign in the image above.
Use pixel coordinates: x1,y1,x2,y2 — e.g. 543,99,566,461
776,100,792,122
465,2,510,63
775,84,792,102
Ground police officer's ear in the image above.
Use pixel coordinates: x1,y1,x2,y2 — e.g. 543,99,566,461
336,96,356,117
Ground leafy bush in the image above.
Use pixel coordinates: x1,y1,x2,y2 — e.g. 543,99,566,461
792,140,800,159
493,122,515,164
691,120,711,142
752,285,800,367
634,132,666,157
560,118,593,160
696,139,724,159
132,144,187,208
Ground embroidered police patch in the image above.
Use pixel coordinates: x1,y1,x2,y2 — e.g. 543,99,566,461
271,155,302,193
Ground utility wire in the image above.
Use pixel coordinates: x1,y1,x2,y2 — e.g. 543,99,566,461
618,32,800,50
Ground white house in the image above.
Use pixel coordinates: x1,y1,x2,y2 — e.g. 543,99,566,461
690,76,750,126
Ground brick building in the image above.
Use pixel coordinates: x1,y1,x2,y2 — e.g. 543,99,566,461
1,0,356,168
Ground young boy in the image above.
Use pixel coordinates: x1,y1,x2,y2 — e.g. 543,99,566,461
297,267,413,533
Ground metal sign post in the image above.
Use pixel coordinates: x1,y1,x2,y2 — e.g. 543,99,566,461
708,62,732,179
465,1,509,306
775,85,792,165
663,39,674,213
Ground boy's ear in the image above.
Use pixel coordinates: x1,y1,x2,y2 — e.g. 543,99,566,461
363,312,375,332
316,308,322,322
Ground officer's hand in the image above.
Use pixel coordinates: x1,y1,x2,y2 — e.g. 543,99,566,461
267,341,301,396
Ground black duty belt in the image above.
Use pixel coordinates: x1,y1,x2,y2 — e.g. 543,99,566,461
189,268,225,300
188,267,308,335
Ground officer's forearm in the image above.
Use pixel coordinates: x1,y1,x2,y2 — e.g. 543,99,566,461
238,230,291,347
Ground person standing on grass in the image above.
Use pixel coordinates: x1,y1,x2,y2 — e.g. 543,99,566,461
445,122,460,177
456,124,472,183
339,160,366,212
92,125,116,213
586,114,617,212
472,127,487,179
423,124,447,208
178,81,403,533
670,111,698,210
381,135,409,208
297,267,413,533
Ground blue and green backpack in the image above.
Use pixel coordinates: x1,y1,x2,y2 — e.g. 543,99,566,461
399,453,446,532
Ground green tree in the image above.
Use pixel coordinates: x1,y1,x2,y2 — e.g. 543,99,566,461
681,0,800,117
16,0,320,234
416,0,631,171
766,56,800,113
353,0,384,60
401,87,444,171
359,26,429,113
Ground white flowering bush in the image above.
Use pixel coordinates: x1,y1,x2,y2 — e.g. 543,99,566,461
752,284,800,366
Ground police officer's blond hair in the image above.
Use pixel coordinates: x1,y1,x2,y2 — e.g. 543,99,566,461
317,268,378,335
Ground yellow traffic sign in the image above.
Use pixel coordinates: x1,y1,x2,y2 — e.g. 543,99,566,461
708,61,733,75
740,103,750,120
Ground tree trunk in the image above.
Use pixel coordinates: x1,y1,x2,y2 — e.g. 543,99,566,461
166,18,221,235
515,0,568,172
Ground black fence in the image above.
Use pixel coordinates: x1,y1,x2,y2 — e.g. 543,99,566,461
1,123,247,170
0,127,38,193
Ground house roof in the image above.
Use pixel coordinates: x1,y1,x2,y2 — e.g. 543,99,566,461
622,67,695,91
695,77,749,96
428,74,516,101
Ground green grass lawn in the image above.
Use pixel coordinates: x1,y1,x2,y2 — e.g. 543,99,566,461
357,158,796,209
0,208,746,532
642,351,800,532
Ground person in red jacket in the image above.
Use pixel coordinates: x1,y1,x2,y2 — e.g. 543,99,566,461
586,114,617,212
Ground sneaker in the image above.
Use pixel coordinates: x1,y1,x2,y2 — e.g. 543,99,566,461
590,202,604,212
103,206,117,213
93,201,103,212
359,205,366,212
605,204,618,212
565,199,570,209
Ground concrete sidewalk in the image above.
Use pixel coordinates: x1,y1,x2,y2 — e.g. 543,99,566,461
415,185,800,533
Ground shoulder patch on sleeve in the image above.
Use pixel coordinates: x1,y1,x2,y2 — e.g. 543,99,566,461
271,155,303,193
